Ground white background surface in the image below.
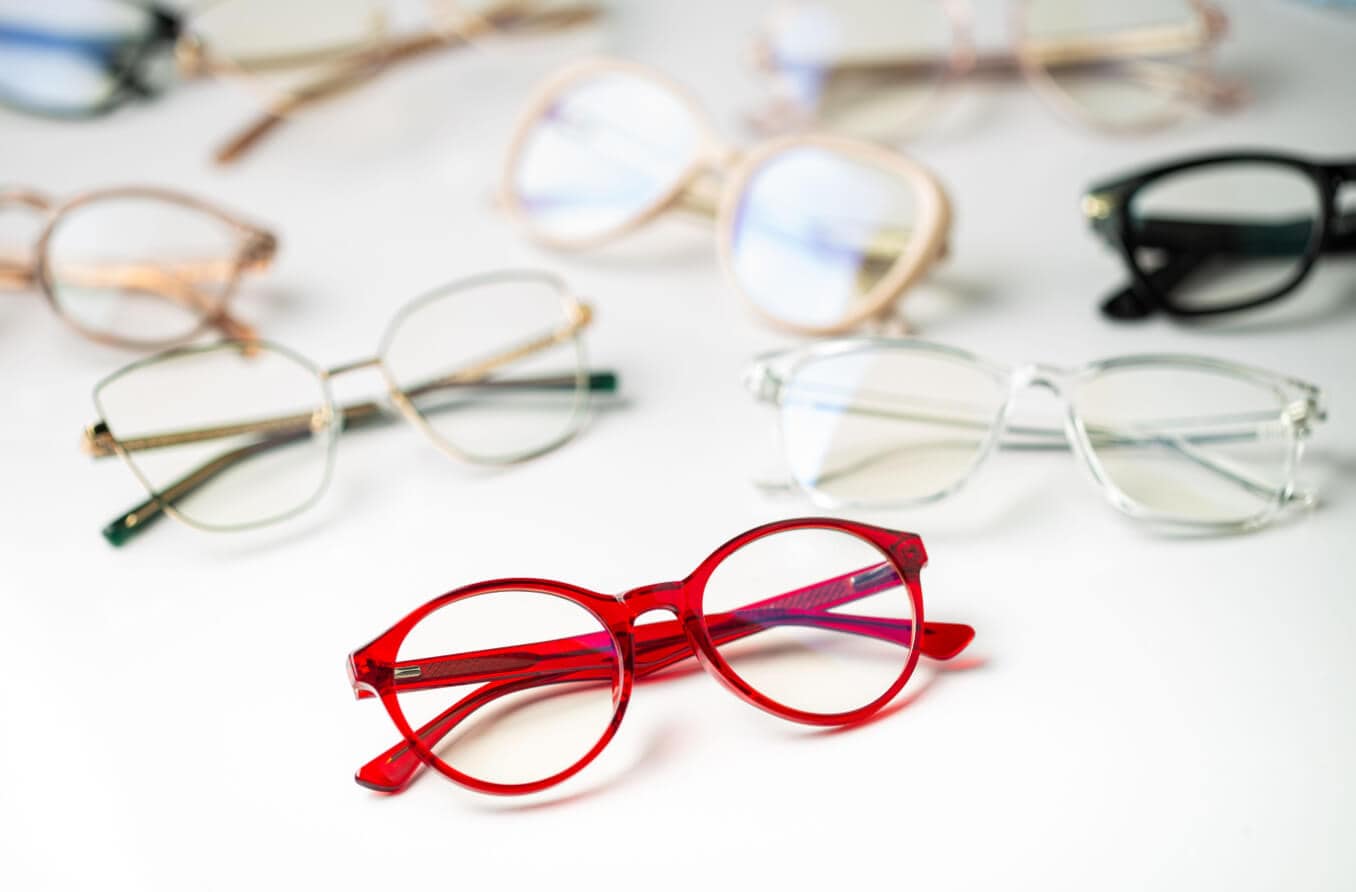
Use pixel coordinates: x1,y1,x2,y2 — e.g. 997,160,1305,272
2,2,1354,889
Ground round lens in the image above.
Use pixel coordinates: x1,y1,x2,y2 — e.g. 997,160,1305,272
728,143,924,331
45,194,248,346
93,343,337,531
1127,161,1321,312
392,588,621,788
779,345,1007,505
0,0,154,115
756,0,954,135
1073,362,1294,525
701,525,915,716
506,68,702,244
1021,0,1211,129
381,272,589,463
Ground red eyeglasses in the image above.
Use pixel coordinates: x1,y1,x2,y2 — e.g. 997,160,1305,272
348,518,976,796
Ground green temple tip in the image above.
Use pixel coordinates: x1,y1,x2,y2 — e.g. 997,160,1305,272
101,501,160,547
588,371,619,393
102,516,136,547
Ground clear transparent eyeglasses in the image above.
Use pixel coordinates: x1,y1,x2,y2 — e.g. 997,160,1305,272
500,57,952,336
82,270,618,545
747,338,1327,531
0,0,600,164
748,0,1240,137
0,185,274,349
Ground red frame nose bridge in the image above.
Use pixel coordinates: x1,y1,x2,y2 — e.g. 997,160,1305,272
619,580,685,616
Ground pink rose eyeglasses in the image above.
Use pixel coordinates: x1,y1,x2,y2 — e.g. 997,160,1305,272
0,184,274,350
348,518,976,796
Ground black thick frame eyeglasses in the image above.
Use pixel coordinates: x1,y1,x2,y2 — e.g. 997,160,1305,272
1083,151,1356,320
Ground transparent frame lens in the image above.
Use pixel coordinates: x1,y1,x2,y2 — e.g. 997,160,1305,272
1072,359,1300,527
777,342,1008,507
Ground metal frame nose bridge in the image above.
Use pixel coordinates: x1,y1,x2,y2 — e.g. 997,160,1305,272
324,355,384,378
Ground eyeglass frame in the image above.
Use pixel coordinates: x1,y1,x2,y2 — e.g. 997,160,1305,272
347,516,977,797
748,0,1240,136
82,268,616,545
747,337,1327,532
499,56,953,337
0,184,275,349
1082,150,1356,320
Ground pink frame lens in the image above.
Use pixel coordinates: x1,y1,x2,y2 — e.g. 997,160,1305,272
348,518,976,796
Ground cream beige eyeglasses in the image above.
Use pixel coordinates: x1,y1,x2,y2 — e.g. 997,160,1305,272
0,185,274,350
82,270,618,546
749,0,1241,137
500,57,952,336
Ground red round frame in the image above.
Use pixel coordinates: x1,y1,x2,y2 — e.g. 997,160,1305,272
347,517,975,796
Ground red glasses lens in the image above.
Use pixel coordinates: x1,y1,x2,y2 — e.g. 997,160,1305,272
700,526,915,716
391,588,621,788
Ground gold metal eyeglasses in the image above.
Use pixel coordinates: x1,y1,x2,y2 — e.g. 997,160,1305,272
81,269,619,545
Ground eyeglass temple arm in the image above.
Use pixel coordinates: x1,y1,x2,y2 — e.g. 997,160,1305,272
88,310,611,544
0,225,273,339
759,384,1320,503
88,371,617,546
86,303,597,455
353,563,974,793
1091,213,1356,319
210,2,601,165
